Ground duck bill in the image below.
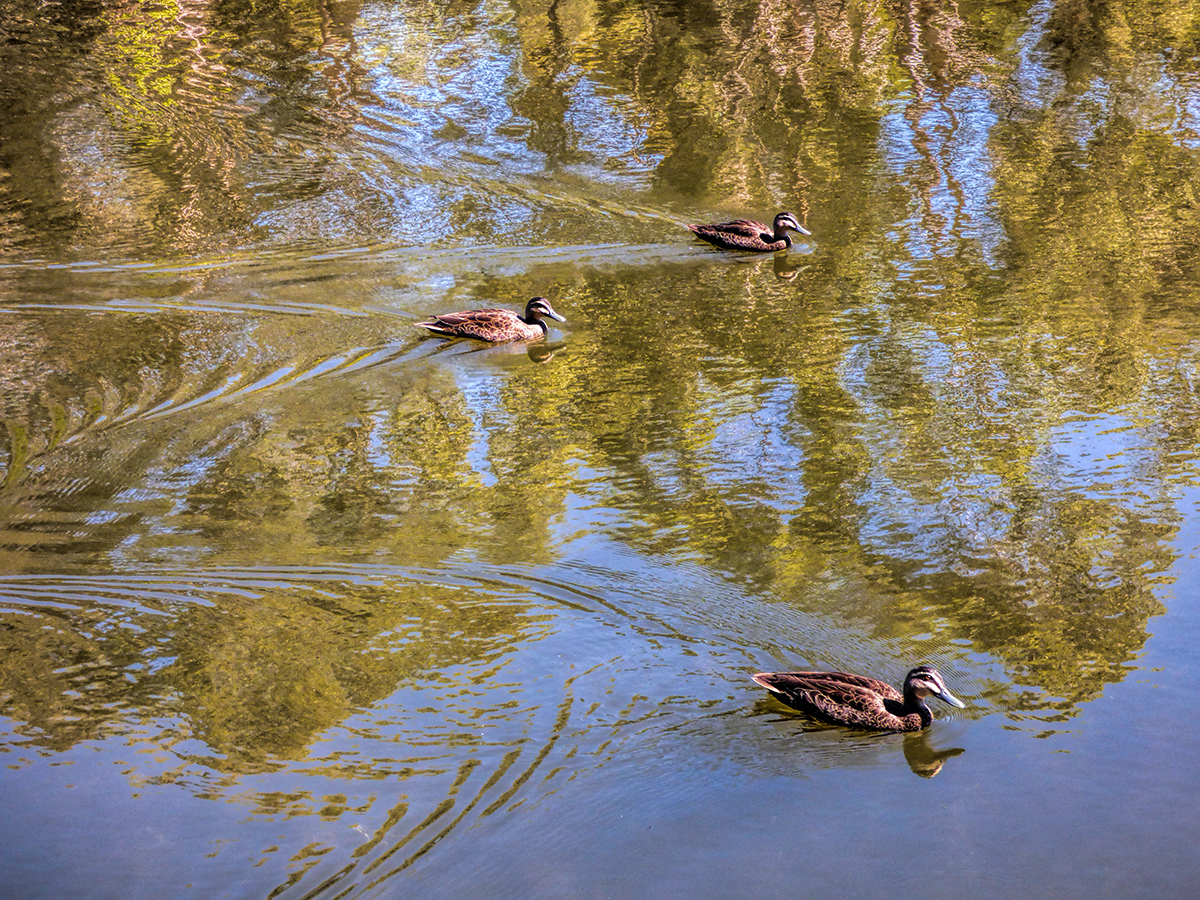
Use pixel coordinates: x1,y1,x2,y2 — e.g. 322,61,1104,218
935,689,966,709
546,310,566,323
794,224,813,236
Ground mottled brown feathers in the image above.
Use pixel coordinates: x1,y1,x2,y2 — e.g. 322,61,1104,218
687,211,811,252
416,296,566,343
753,666,965,732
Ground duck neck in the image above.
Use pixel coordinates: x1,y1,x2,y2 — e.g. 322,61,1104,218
773,229,793,247
520,309,548,331
901,690,933,726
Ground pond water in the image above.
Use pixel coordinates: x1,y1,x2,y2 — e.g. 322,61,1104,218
3,0,1200,897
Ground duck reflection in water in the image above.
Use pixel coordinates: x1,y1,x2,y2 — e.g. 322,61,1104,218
415,296,566,342
753,665,966,732
525,341,565,363
773,253,809,280
903,731,966,779
687,211,811,252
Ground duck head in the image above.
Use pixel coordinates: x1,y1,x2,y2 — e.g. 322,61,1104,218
774,211,812,237
904,665,966,709
524,296,567,324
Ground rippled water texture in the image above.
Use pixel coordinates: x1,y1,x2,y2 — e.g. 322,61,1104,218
3,1,1200,898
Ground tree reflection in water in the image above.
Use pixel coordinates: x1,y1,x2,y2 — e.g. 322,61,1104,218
2,0,1200,898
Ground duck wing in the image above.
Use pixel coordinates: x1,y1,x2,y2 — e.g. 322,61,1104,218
753,670,904,726
715,219,771,237
806,671,902,700
416,307,518,339
690,219,772,239
755,670,901,700
688,219,781,251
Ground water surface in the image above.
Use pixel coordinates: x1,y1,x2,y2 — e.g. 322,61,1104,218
2,1,1200,898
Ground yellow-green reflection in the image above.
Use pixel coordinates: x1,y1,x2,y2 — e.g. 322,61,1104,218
3,0,1200,897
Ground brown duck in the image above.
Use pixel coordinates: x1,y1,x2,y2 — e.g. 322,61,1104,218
687,211,811,252
753,664,965,732
415,296,566,342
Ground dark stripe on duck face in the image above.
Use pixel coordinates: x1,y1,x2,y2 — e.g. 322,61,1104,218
753,665,965,730
524,297,566,324
686,212,810,252
415,297,563,343
774,213,810,237
907,667,966,709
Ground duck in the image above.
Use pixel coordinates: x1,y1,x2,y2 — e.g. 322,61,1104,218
687,211,811,252
752,664,965,732
415,296,566,342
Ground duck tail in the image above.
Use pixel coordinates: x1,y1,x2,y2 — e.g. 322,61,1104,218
752,672,781,691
